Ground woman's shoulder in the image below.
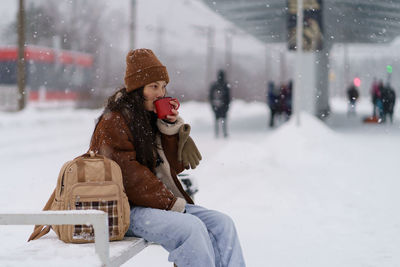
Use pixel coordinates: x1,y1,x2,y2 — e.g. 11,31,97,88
98,111,127,128
94,110,132,142
94,111,132,141
90,110,134,154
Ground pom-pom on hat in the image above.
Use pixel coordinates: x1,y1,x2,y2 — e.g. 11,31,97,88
124,48,169,92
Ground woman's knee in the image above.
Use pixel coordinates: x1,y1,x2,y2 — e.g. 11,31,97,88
211,211,236,234
182,214,208,235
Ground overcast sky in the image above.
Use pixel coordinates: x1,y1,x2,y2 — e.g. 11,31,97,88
0,0,129,37
0,0,16,28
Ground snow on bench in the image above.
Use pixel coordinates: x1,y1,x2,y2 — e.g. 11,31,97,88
0,210,149,267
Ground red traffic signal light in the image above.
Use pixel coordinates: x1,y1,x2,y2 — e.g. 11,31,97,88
353,77,361,87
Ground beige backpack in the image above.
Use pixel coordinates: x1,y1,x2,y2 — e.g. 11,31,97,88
28,151,131,243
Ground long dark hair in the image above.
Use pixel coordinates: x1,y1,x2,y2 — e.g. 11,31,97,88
97,87,158,172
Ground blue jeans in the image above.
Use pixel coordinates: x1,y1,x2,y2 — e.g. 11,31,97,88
125,204,246,267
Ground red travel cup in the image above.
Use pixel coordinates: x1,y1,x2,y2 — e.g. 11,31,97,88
154,97,180,119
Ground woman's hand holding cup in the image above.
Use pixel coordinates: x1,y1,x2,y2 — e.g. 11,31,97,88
154,97,180,123
165,99,179,123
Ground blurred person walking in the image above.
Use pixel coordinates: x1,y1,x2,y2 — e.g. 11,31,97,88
267,81,293,128
267,81,280,127
280,80,293,120
347,84,359,116
209,70,231,138
371,79,383,118
381,83,396,123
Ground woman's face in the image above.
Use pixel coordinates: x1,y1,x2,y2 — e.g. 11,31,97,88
143,80,167,112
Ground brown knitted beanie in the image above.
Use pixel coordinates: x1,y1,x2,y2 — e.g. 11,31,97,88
124,49,169,92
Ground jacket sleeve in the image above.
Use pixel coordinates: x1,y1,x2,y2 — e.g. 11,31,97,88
91,113,180,211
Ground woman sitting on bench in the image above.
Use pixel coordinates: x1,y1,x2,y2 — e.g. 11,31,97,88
89,49,245,267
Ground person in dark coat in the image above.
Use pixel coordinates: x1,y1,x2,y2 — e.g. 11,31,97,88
347,84,359,115
280,81,292,119
287,80,293,117
381,83,396,123
371,80,383,118
209,70,231,138
267,81,280,127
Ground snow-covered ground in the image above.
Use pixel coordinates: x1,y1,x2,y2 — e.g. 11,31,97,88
1,97,400,266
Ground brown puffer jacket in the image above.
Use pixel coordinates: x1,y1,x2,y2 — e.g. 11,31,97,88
89,111,193,212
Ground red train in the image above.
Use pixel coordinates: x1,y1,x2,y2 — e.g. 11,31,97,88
0,45,93,107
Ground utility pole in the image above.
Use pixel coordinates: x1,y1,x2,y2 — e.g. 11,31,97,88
343,44,349,97
130,0,137,49
206,26,215,88
71,0,77,50
191,25,216,90
294,0,304,126
156,20,165,57
224,28,234,80
265,45,271,84
17,0,26,111
279,49,287,84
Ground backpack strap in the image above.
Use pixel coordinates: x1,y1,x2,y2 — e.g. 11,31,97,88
27,189,55,242
27,225,51,242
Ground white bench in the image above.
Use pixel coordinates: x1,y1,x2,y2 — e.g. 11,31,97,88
0,210,149,267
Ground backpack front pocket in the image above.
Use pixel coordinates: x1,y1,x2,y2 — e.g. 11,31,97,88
68,183,123,242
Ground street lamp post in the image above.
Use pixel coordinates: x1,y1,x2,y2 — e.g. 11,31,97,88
17,0,26,111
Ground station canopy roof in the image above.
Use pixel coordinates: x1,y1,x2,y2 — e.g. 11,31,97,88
201,0,400,45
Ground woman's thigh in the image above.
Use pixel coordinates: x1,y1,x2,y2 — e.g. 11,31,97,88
185,204,233,233
126,206,209,250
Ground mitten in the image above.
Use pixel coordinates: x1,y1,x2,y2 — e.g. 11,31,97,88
178,124,190,160
178,124,202,169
